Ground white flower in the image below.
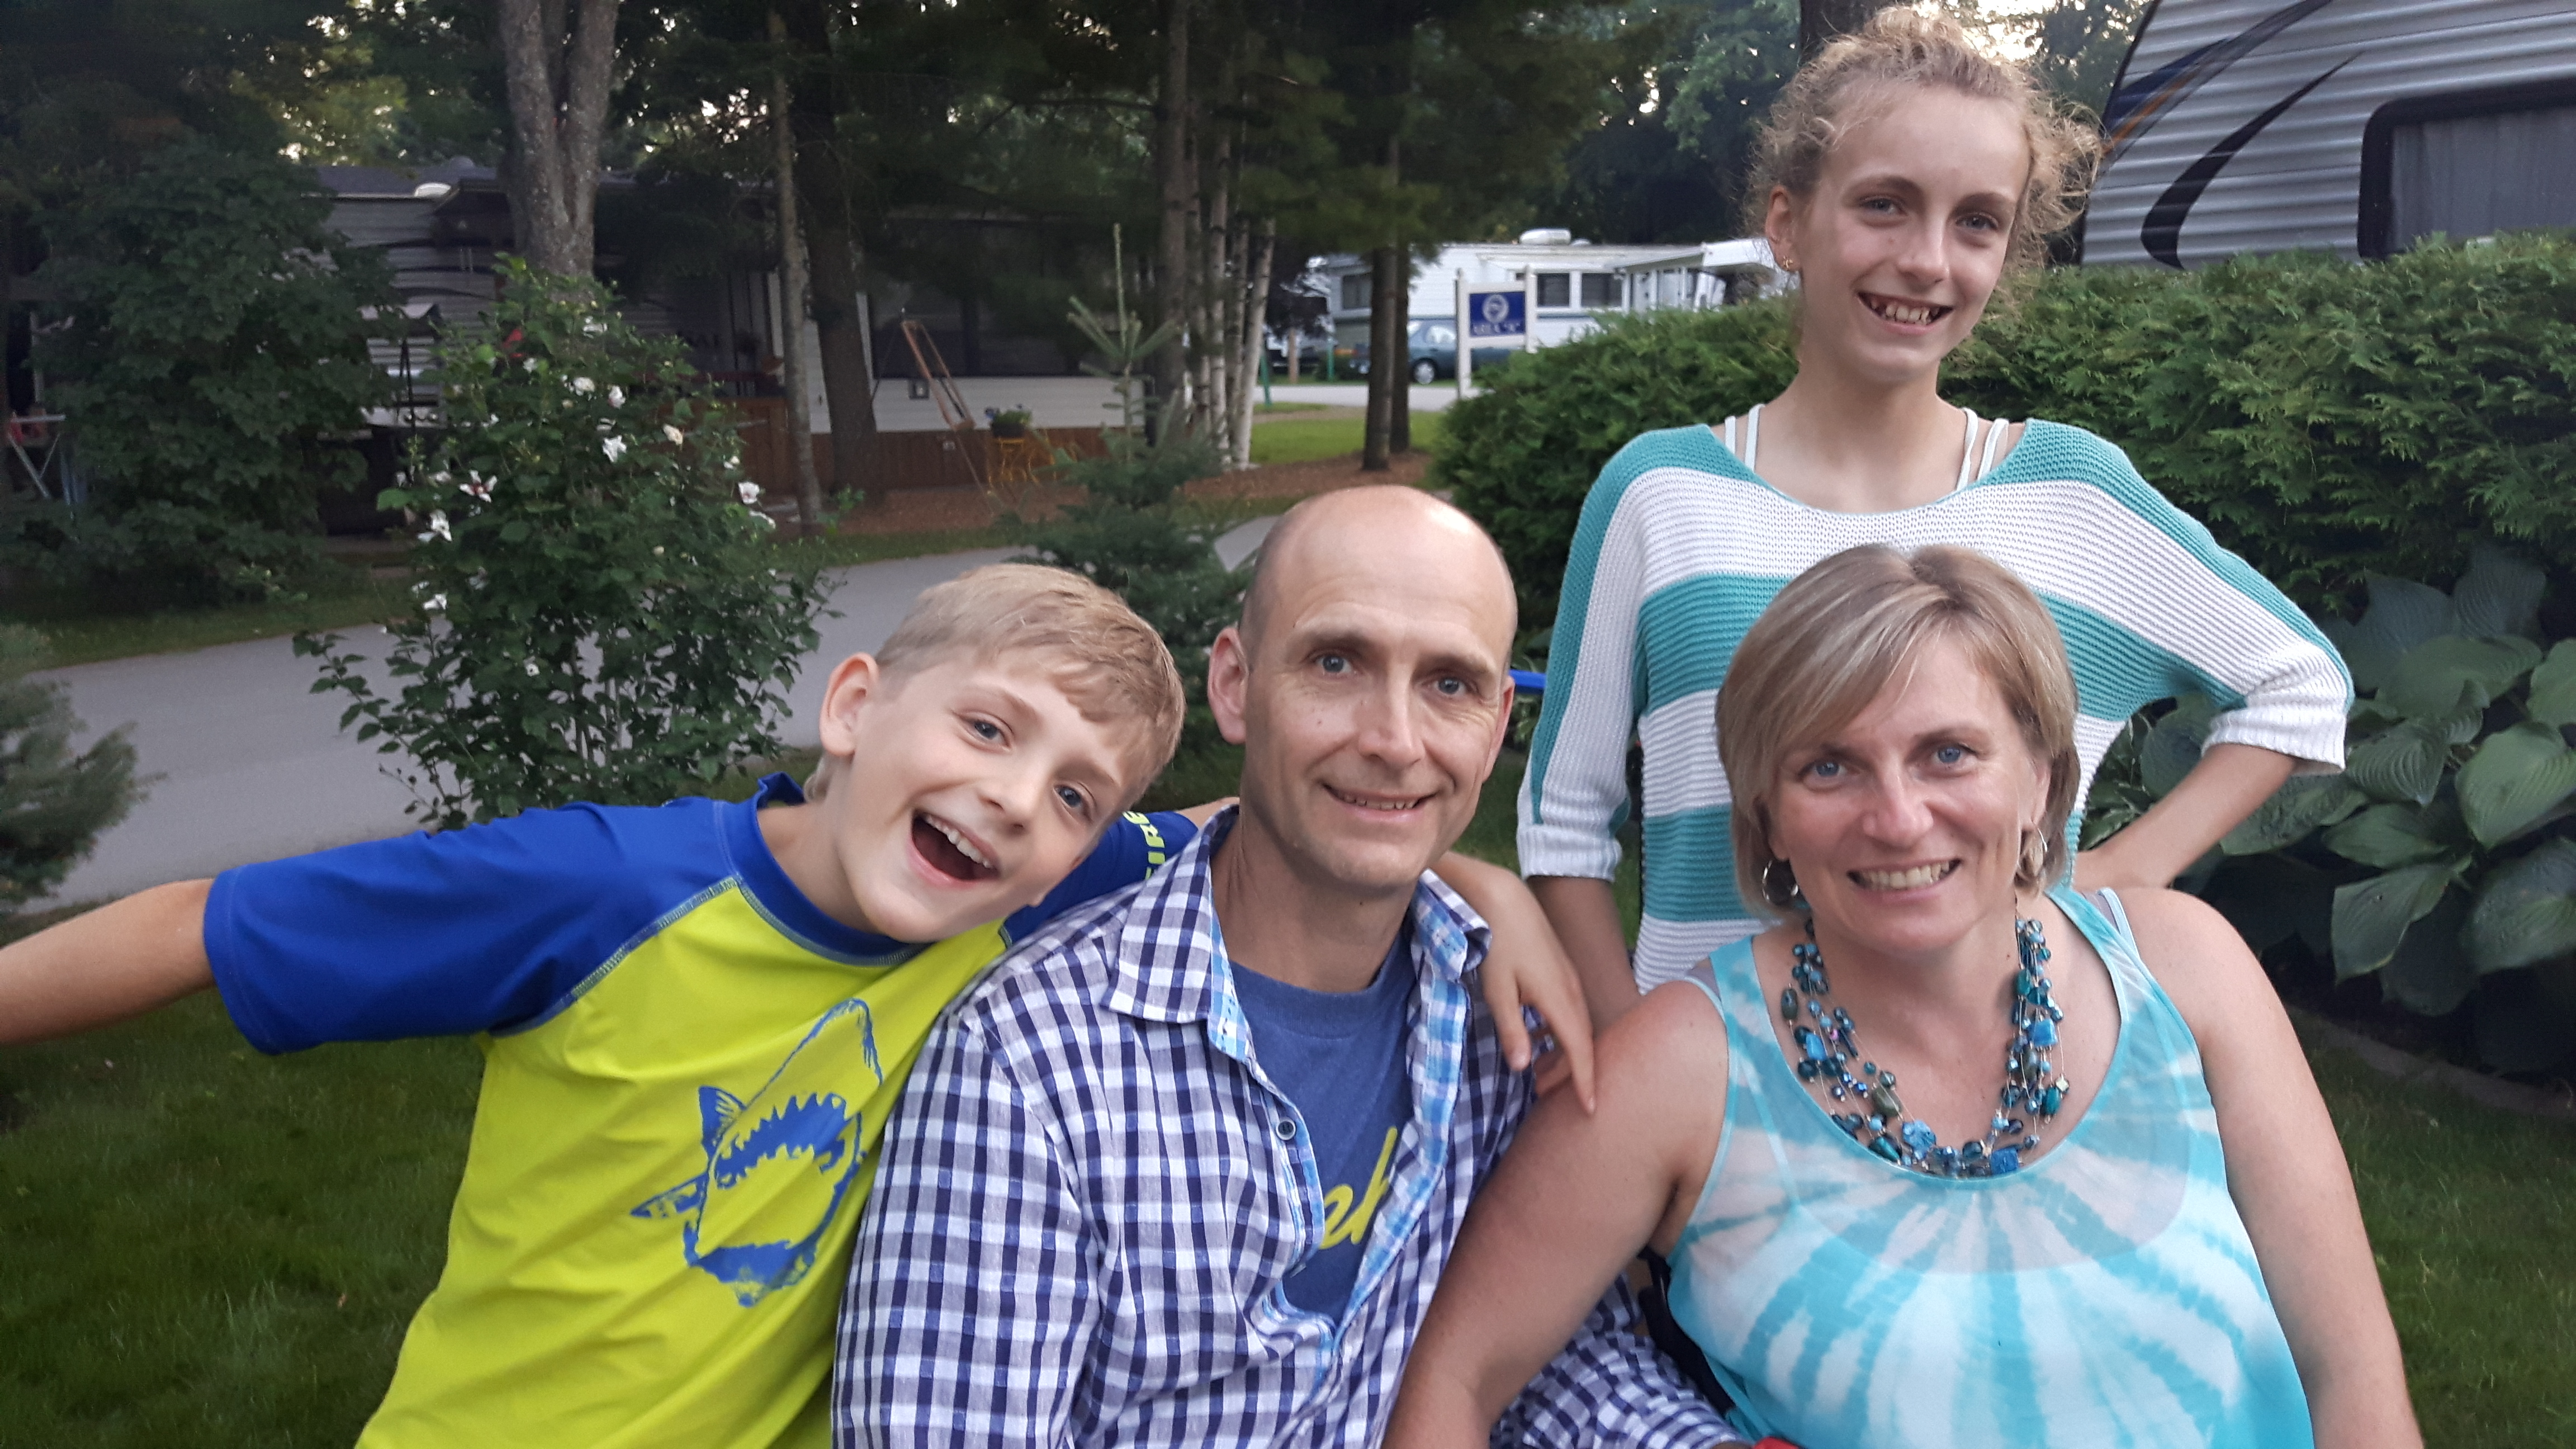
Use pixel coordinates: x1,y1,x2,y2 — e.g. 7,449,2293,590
461,472,494,501
663,424,685,446
607,386,624,408
602,437,628,462
750,512,776,531
420,593,447,613
419,511,452,543
428,470,452,486
571,376,595,394
522,357,538,372
583,317,607,335
737,482,762,505
652,546,665,556
524,660,541,677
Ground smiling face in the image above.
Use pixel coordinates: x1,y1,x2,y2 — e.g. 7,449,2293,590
798,651,1135,942
1761,632,2052,959
1210,491,1516,905
1765,84,2030,389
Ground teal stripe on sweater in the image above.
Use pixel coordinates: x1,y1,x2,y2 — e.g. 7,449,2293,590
1635,576,1787,712
1629,577,2240,724
2047,598,2244,718
1641,805,1749,924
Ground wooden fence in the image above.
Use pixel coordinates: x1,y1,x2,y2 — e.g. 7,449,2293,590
726,396,1109,503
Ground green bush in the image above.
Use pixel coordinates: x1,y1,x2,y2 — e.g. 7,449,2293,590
299,259,828,829
2093,549,2576,1073
16,140,396,605
1950,238,2576,608
1445,235,2576,622
1438,302,1797,622
0,626,141,907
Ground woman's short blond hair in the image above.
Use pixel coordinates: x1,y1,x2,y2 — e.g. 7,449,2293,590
1745,6,2102,272
1716,544,2080,916
808,563,1185,809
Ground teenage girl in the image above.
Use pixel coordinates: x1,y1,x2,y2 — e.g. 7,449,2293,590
1518,10,2352,1024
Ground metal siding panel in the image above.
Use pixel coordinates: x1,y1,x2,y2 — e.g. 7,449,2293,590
2091,0,2576,267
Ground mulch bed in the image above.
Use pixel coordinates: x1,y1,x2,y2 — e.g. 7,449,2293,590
834,449,1432,537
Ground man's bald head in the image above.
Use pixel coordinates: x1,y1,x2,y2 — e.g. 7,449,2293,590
1238,486,1517,655
1206,484,1521,908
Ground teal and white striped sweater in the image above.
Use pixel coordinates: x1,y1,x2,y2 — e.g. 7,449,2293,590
1518,419,2352,991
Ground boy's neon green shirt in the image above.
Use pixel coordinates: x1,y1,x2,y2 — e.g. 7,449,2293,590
203,775,1186,1448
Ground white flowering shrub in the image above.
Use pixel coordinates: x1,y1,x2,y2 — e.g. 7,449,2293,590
299,258,829,828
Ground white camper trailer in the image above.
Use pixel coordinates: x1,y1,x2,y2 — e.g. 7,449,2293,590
2085,0,2576,268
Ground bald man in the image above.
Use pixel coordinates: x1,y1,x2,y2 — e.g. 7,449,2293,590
835,489,1736,1449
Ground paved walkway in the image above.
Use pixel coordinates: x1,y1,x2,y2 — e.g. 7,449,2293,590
37,548,1008,904
35,516,1288,906
1262,382,1462,411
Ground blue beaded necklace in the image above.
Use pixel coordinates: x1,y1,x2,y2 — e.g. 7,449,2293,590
1783,915,2068,1178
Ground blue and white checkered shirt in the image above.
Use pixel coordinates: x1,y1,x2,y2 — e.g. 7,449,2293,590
834,808,1738,1448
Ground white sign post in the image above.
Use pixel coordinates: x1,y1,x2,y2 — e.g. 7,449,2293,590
1456,271,1537,400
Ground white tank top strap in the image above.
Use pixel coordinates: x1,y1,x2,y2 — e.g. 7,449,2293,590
1978,409,2012,479
1742,401,1762,470
1953,407,1981,492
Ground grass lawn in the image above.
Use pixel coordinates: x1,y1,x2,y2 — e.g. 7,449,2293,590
4,749,2568,1444
3,525,1025,673
1248,410,1446,466
6,573,419,671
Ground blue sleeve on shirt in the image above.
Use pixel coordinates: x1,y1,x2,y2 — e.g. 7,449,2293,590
1002,809,1197,943
203,797,736,1054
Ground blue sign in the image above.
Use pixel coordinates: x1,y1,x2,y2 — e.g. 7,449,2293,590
1465,288,1526,339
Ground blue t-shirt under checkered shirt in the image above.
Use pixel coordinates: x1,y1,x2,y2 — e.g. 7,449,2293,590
1228,929,1414,1323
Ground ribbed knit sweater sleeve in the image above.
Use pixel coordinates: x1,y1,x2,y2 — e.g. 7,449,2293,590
2069,441,2351,772
1517,435,1659,884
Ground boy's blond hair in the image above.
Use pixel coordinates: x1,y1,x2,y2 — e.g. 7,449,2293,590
809,564,1185,809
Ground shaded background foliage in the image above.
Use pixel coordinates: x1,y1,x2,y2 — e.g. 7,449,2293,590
9,140,395,605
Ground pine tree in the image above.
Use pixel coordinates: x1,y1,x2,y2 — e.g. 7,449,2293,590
0,628,141,910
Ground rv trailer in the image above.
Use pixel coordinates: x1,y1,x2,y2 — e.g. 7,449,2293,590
2085,0,2576,268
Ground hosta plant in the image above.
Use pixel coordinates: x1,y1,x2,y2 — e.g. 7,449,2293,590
299,258,828,829
2100,549,2576,1072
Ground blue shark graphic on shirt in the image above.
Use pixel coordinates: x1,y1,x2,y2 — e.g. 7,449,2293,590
631,996,885,1305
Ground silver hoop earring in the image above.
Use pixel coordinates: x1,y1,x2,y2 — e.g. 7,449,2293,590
2019,828,2051,887
1761,856,1805,909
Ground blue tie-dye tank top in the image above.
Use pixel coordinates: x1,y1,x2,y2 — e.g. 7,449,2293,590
1668,887,2313,1449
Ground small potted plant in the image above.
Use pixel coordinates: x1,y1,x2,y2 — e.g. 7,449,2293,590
987,407,1033,439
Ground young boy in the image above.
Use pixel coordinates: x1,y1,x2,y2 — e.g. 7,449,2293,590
0,565,1201,1448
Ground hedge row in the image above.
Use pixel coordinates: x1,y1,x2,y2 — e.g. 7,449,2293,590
1442,234,2576,624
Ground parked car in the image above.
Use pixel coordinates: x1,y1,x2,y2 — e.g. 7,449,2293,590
1264,335,1333,376
1351,320,1518,383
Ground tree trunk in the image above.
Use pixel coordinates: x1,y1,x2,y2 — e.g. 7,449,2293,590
768,10,824,533
1196,127,1232,443
1153,0,1193,436
1233,219,1274,470
494,0,620,276
1389,248,1411,454
779,0,876,500
1362,244,1399,471
1801,0,1893,59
